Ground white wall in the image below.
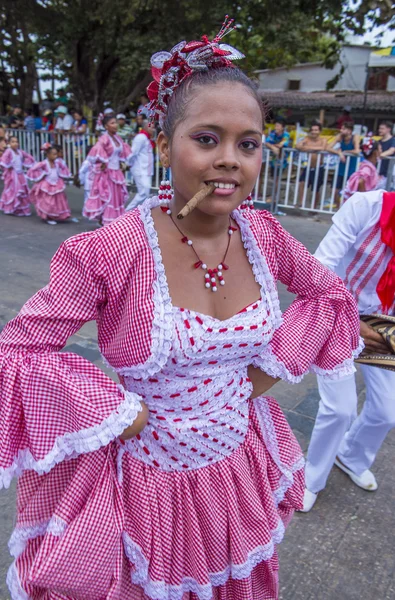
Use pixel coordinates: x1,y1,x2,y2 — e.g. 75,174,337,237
258,46,375,93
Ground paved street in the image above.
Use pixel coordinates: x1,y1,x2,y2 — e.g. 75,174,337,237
0,188,394,599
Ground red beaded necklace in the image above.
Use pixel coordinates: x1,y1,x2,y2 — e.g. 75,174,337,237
162,205,237,292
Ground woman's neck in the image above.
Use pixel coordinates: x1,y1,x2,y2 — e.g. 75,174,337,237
170,193,232,239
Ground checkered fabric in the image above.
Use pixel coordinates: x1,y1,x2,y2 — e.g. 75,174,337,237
0,196,361,599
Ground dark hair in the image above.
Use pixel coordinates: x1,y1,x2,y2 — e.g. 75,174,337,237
103,115,116,127
342,121,354,131
10,135,19,142
52,144,62,153
380,121,393,132
162,66,265,140
274,116,286,127
310,119,322,131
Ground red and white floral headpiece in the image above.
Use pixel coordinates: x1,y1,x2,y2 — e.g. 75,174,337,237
145,16,244,124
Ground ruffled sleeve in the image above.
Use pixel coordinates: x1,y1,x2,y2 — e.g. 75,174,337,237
0,231,143,489
0,148,14,169
56,158,72,179
251,214,362,383
21,151,36,168
26,161,48,182
88,135,112,165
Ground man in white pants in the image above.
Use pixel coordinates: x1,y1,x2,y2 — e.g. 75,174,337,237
302,190,395,512
126,120,155,210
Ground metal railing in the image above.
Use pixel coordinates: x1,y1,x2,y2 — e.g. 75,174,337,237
4,129,165,190
6,129,395,214
253,148,395,215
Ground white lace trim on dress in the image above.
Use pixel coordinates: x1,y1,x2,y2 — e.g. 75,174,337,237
252,337,364,384
109,197,174,379
0,388,142,489
6,561,30,600
123,519,284,600
233,209,283,331
8,516,67,558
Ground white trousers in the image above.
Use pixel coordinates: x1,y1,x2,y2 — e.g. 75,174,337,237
126,174,152,210
305,365,395,493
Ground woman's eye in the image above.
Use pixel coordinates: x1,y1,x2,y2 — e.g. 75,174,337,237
240,140,259,150
195,135,217,145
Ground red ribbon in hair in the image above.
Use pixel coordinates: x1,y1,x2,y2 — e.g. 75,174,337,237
376,192,395,312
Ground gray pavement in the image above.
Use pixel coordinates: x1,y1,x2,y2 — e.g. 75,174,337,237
0,188,394,599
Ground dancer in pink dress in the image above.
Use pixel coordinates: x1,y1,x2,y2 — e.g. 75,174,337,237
83,116,131,225
343,134,385,201
27,143,74,225
0,21,361,600
0,136,35,216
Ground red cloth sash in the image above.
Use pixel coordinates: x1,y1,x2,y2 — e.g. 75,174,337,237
140,129,156,150
377,192,395,312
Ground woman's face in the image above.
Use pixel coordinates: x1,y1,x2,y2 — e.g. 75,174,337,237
161,82,263,216
74,112,82,122
106,118,118,135
10,137,19,150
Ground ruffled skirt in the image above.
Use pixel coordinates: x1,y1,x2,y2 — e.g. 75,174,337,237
0,171,31,216
82,169,128,225
7,398,304,600
31,180,71,221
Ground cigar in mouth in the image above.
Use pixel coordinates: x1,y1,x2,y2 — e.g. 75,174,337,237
177,183,216,220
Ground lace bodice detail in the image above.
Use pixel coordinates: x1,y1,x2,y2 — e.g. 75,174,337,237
123,297,276,471
108,137,122,169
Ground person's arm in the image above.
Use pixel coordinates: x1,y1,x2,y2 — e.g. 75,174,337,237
127,135,143,168
357,177,366,192
327,134,341,154
351,134,360,156
0,231,146,489
77,120,87,134
249,212,361,385
380,139,395,158
295,138,307,152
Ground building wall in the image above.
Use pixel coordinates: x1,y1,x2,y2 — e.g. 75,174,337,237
258,46,376,93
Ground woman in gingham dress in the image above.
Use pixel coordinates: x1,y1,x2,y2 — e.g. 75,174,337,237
0,27,361,600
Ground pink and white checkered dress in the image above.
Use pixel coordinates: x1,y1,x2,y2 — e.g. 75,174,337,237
0,197,361,599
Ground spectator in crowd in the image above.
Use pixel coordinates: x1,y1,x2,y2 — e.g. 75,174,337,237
55,87,69,107
328,121,360,205
126,118,155,210
34,108,43,131
0,125,6,140
295,120,328,206
72,110,88,134
42,110,54,131
343,135,385,201
24,109,36,133
133,113,145,135
378,121,395,184
40,90,54,114
335,106,353,130
138,93,150,117
116,113,133,142
9,107,24,129
265,117,291,176
55,106,73,133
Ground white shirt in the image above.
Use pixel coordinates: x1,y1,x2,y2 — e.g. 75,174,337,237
55,114,74,132
129,133,154,176
314,190,394,314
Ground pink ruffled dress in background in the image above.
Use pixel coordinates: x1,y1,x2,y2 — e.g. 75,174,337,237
0,148,35,216
82,133,131,225
27,158,72,221
0,199,362,599
343,159,385,201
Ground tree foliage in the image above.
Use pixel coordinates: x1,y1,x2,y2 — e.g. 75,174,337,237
0,0,394,111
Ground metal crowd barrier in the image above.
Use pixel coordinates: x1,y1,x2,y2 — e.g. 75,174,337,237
6,129,395,214
253,148,394,215
4,129,165,190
